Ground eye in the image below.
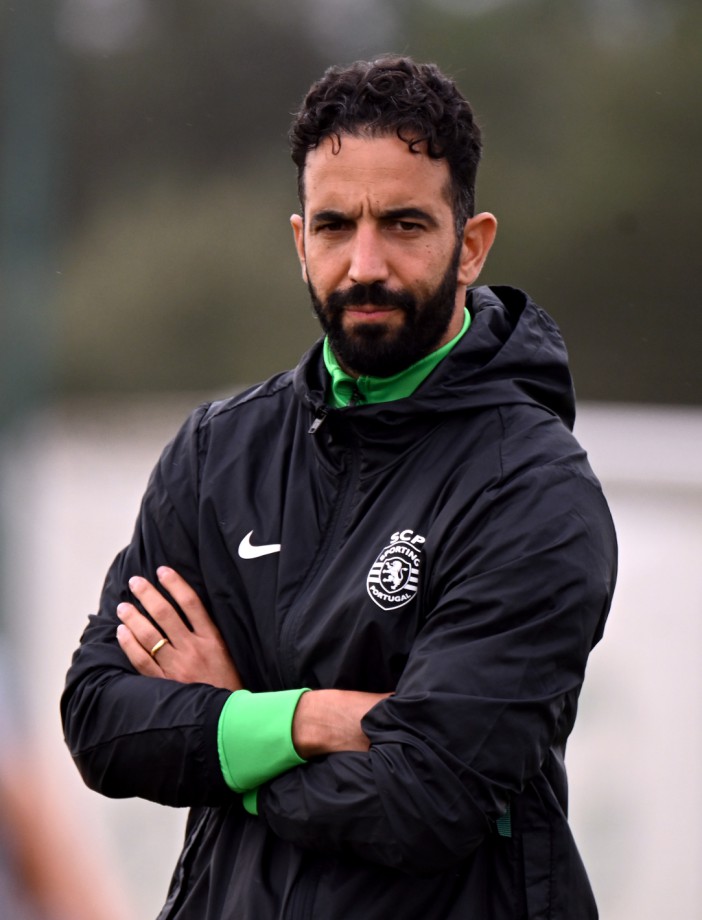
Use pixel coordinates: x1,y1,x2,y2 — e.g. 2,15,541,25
320,220,347,232
388,219,424,234
312,217,352,235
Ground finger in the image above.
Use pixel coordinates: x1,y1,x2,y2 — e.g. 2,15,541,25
116,623,163,678
156,567,220,637
116,601,165,652
127,576,191,645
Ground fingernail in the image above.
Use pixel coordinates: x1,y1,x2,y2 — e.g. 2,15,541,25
157,566,173,580
128,576,144,591
116,603,129,619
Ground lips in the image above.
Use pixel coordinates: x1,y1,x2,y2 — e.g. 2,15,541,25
344,305,401,322
327,283,416,317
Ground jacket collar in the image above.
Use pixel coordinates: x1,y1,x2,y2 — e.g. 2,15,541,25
293,285,576,441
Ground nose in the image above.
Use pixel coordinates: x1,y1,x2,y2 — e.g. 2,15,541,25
348,225,389,286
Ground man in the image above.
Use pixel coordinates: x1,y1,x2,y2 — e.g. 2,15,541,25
62,56,617,919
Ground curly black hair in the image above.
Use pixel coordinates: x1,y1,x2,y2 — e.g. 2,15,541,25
289,55,483,232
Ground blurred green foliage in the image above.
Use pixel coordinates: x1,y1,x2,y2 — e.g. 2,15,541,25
2,0,700,403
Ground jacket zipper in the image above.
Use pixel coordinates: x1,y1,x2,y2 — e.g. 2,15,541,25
276,434,361,688
308,406,328,434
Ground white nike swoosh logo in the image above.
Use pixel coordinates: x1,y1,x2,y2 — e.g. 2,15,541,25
238,530,281,559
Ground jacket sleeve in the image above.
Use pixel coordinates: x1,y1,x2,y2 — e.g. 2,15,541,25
60,405,234,807
255,463,617,873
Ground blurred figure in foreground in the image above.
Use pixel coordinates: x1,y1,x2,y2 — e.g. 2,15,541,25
0,641,132,920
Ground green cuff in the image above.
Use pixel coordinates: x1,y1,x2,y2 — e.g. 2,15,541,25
242,787,258,816
217,688,308,793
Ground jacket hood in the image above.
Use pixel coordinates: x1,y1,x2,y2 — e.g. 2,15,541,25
294,285,576,431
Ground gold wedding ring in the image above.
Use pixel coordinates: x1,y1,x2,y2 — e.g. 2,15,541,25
149,637,169,659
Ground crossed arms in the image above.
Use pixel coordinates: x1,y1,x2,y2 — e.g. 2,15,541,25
116,566,389,761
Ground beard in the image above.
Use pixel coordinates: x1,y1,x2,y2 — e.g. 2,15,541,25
307,240,463,378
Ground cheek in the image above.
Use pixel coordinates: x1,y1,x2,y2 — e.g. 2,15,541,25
304,251,345,296
400,242,449,280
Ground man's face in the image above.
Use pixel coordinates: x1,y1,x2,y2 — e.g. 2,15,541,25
291,134,476,378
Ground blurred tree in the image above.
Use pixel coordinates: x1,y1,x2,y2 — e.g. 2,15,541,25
0,0,62,426
59,0,330,221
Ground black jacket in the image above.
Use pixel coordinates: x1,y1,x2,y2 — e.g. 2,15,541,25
62,286,617,919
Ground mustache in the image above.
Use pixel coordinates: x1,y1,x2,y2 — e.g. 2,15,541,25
325,283,416,314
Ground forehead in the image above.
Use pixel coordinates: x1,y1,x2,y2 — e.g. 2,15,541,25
302,133,452,213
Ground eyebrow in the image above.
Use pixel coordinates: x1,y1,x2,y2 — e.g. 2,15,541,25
309,206,439,228
309,209,348,227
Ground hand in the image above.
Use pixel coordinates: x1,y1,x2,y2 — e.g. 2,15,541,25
292,689,392,758
116,566,243,692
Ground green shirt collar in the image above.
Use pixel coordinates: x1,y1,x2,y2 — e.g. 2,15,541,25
323,308,471,408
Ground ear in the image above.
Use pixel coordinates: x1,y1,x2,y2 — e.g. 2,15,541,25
290,213,308,283
457,212,498,287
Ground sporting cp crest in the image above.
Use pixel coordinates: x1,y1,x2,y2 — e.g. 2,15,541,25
367,529,425,611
